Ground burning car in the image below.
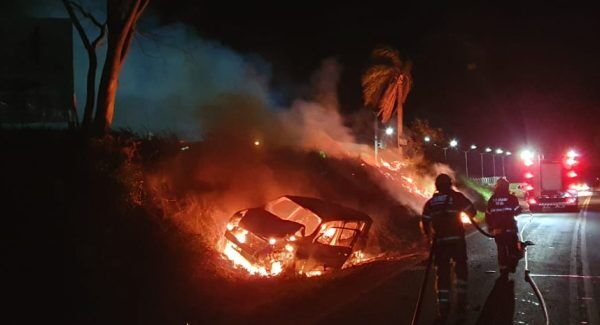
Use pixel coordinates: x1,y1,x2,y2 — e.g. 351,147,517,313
223,195,372,276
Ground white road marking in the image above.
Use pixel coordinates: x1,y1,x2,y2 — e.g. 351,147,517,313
529,274,600,279
580,196,599,324
570,205,581,324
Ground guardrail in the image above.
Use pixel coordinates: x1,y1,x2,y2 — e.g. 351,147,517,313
470,176,500,186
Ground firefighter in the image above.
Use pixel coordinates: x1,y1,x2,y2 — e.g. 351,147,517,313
485,178,523,278
421,174,477,321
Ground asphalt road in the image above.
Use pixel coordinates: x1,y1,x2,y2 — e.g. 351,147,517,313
317,191,600,324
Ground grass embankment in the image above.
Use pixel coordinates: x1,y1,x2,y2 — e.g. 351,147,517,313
3,129,424,324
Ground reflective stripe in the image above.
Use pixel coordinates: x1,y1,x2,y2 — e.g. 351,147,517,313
490,207,516,213
436,236,462,242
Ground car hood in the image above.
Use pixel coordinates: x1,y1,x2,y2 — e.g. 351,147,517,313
239,208,304,238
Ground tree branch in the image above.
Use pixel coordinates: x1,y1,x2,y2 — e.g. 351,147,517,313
67,1,104,30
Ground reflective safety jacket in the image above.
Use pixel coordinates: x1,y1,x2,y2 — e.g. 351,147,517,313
421,190,477,242
485,192,522,230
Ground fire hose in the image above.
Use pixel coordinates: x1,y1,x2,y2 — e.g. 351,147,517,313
410,241,435,325
410,212,548,325
467,212,549,325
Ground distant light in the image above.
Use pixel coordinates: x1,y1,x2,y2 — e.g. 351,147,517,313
180,146,190,151
470,144,477,150
495,148,504,154
269,238,277,245
566,157,577,166
506,151,512,156
528,198,537,205
385,127,394,136
525,184,534,191
567,150,578,158
568,170,578,178
485,147,492,153
254,140,261,146
520,149,535,161
424,136,431,143
525,172,534,179
449,139,458,148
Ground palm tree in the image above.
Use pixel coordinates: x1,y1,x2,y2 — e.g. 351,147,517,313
362,47,413,155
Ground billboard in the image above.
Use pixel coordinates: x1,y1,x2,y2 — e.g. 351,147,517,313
0,18,75,125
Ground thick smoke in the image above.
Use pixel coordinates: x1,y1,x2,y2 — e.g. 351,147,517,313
25,2,454,257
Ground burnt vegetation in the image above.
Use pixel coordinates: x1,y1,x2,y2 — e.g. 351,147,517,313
3,129,432,323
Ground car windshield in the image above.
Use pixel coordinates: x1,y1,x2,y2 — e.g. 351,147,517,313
266,197,322,236
315,220,364,247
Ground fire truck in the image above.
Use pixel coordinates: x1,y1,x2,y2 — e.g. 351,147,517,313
522,150,581,212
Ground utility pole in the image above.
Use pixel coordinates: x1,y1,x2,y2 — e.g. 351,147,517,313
464,151,469,178
373,114,379,165
480,153,484,178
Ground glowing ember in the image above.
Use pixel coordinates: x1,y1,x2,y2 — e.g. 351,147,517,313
323,227,336,238
223,241,269,276
234,230,248,244
270,261,283,275
460,212,471,224
285,244,295,252
305,270,322,277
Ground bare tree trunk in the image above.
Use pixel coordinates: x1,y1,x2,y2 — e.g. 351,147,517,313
62,0,106,130
82,50,98,128
93,0,149,135
397,102,404,156
95,40,121,133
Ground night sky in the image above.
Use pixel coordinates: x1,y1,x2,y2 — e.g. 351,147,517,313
152,1,600,159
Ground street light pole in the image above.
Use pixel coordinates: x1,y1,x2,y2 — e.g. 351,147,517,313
462,144,477,179
373,114,378,165
480,153,484,178
464,151,469,178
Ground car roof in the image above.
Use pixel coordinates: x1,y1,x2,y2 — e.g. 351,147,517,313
281,195,372,224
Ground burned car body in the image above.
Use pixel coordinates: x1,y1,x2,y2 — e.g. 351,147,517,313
224,196,372,276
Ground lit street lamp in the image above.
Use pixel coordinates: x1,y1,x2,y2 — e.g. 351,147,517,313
424,135,431,143
492,148,504,177
443,139,458,161
385,127,394,136
463,144,477,178
480,147,492,178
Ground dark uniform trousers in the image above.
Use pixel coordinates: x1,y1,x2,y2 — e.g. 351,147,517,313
434,237,468,314
494,229,520,272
